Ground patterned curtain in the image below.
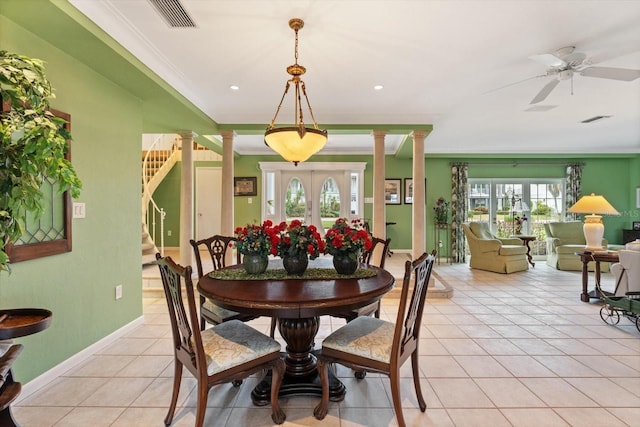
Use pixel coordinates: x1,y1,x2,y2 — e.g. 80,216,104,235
565,163,583,221
450,162,468,263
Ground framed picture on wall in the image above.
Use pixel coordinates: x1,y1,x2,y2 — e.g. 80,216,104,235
384,179,401,205
404,178,426,204
234,177,257,196
633,221,640,231
404,179,413,204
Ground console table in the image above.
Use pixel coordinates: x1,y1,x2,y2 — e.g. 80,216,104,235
622,229,640,244
575,250,619,302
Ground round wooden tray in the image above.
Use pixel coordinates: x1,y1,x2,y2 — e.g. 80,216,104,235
0,308,52,340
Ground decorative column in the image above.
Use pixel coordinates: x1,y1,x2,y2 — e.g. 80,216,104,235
412,130,426,259
178,131,196,267
220,130,235,265
372,130,387,262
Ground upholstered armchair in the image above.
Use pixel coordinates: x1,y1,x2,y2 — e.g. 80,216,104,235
462,222,529,273
610,249,640,296
544,222,609,271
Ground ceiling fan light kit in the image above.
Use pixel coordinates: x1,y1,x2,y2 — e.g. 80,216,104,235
264,18,328,166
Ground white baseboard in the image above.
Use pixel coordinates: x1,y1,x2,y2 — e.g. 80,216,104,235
17,315,145,403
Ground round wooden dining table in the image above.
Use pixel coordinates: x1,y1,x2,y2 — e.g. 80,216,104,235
197,260,395,404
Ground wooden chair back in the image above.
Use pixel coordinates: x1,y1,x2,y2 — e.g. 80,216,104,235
189,235,240,278
360,237,391,268
155,253,205,376
393,250,436,366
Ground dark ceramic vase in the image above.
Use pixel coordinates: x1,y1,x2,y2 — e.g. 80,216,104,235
282,253,309,275
332,253,358,275
242,254,269,274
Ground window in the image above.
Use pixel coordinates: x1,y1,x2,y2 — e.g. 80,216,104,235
468,178,564,256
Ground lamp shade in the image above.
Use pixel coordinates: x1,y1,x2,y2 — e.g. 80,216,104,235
567,193,619,215
264,127,327,165
567,193,619,250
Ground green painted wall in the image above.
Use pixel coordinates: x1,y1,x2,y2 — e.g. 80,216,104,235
156,155,639,257
0,15,142,381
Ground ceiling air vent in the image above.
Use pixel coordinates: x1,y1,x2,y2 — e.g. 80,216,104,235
148,0,196,28
581,115,611,123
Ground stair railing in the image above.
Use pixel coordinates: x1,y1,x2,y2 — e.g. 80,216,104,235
142,135,179,256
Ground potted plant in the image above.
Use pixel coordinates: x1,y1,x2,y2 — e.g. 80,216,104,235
272,219,324,275
0,51,82,272
433,197,450,225
233,220,277,274
324,218,372,274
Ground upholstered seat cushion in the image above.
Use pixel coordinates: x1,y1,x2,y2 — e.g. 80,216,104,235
498,245,527,256
202,299,242,321
199,320,281,376
322,316,394,363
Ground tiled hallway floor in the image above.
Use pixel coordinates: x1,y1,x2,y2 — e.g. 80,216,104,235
14,256,640,426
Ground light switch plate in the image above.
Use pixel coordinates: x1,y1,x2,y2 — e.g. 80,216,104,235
73,202,86,218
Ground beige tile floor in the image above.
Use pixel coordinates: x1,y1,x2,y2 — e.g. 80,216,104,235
14,254,640,426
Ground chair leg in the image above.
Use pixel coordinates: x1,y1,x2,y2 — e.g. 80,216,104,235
411,351,426,411
389,372,406,427
269,317,277,338
194,381,209,427
164,360,183,426
270,358,286,424
313,358,330,420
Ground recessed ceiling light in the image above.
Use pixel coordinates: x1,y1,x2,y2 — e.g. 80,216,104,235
229,85,240,91
373,85,384,91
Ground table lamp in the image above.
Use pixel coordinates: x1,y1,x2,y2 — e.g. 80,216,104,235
567,193,620,250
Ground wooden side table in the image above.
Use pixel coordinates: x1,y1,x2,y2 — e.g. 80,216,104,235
511,235,536,267
575,250,619,302
0,308,52,426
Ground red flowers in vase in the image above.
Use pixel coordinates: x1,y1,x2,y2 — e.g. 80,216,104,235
324,218,373,261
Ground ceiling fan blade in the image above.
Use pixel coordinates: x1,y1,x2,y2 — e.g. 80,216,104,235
529,53,567,68
580,66,640,81
483,74,545,95
530,79,560,104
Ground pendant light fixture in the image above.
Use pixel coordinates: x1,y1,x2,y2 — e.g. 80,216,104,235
264,18,327,165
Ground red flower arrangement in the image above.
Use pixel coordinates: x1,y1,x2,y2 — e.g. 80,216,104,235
324,218,373,260
272,219,325,260
233,220,278,257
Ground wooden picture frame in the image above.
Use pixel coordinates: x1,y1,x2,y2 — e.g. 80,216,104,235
384,179,401,205
2,102,73,263
234,176,257,196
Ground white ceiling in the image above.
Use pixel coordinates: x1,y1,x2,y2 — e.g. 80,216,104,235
69,0,640,156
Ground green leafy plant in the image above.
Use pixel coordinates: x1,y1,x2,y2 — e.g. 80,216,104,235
0,50,82,271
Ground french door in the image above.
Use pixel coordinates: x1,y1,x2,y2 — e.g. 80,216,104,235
260,162,366,233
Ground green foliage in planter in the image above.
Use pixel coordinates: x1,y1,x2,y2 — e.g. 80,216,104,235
0,51,82,271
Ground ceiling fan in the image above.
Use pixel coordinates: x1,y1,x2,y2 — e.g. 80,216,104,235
527,46,640,104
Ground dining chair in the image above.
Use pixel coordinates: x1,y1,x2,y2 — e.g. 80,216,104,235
314,250,436,427
333,237,391,323
190,235,257,331
155,253,286,426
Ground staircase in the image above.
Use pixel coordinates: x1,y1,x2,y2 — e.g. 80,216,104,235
141,136,180,264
